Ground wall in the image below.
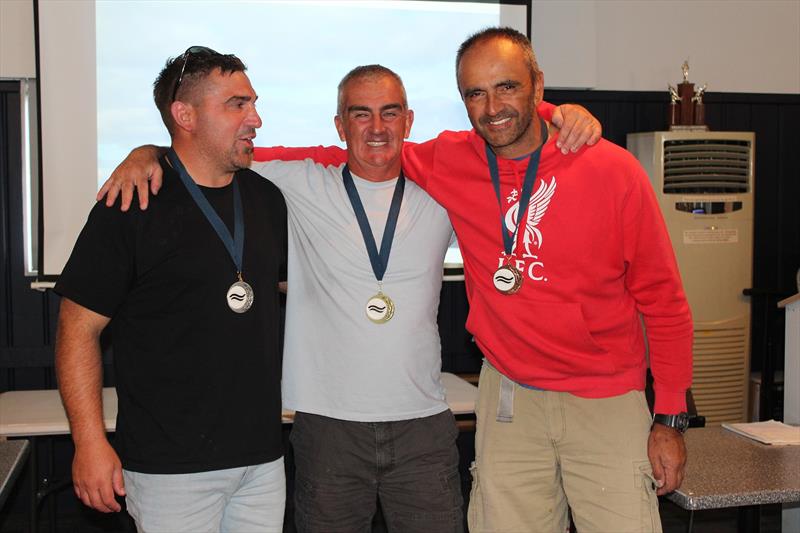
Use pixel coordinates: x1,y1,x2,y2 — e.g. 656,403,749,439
0,0,35,79
3,1,800,92
535,0,800,93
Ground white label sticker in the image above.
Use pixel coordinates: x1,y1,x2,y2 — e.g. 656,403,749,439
683,228,739,244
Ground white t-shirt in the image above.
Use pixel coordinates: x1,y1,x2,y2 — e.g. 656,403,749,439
251,159,454,421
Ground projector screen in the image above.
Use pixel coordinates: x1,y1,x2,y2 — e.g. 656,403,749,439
35,0,530,278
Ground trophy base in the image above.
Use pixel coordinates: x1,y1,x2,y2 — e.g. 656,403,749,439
669,125,709,132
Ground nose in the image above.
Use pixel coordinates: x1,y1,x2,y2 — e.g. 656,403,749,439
369,113,385,134
486,92,502,117
247,105,262,129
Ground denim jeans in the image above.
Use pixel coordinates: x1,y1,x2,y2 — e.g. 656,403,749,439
123,457,285,533
290,410,463,533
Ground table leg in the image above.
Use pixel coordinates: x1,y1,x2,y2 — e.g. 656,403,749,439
737,505,761,533
27,436,38,533
685,509,694,533
44,437,56,533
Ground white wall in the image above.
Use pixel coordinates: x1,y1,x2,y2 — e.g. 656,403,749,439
0,0,36,79
2,0,799,91
592,0,800,93
532,0,800,93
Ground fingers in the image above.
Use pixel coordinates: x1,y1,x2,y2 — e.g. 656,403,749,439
112,466,127,497
553,104,603,154
137,178,150,211
550,107,564,129
119,181,135,212
98,478,123,512
74,481,120,513
657,462,683,495
658,453,686,495
97,180,112,202
150,165,164,196
586,118,602,145
650,456,666,494
100,180,121,208
558,116,598,154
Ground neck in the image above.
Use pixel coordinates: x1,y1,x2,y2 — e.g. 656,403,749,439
346,160,401,183
171,142,234,188
493,116,549,160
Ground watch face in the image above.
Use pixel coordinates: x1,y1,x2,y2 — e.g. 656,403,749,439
677,412,690,432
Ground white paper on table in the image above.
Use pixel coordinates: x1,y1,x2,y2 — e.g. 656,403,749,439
722,419,800,445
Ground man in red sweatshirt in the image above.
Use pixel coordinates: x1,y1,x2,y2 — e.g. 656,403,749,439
236,32,691,528
396,27,693,532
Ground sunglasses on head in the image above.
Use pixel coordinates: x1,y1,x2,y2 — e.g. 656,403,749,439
171,45,221,102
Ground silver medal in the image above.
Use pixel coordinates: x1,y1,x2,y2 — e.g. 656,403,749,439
227,280,254,313
493,264,523,295
366,292,395,324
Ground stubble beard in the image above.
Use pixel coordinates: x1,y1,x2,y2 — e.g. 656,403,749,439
482,110,535,156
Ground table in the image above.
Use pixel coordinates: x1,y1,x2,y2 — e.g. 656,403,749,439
0,373,477,431
0,439,30,511
0,373,477,532
779,292,800,531
667,426,800,532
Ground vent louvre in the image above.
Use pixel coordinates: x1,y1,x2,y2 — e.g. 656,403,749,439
663,139,751,194
691,326,748,425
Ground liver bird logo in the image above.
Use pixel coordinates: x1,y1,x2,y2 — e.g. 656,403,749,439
504,177,557,254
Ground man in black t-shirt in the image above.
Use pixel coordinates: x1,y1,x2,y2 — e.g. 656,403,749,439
54,48,287,532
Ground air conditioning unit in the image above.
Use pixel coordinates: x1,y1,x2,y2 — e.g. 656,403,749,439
627,131,755,425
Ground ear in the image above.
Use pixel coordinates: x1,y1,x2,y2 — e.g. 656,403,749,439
533,71,545,107
404,109,414,139
334,115,346,142
170,101,195,133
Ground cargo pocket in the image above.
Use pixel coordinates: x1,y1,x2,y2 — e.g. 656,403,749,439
635,461,662,533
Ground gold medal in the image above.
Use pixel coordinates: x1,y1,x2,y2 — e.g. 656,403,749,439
493,264,523,295
366,292,395,324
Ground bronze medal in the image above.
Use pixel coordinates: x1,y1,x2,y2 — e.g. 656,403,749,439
493,264,523,295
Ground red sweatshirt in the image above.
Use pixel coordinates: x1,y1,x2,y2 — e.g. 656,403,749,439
254,107,693,414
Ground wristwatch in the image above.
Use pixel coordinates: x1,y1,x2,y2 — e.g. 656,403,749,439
653,412,689,433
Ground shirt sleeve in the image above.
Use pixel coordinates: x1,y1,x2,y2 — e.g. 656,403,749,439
253,146,347,166
537,100,556,122
622,164,693,414
54,201,136,318
401,139,436,190
401,100,556,190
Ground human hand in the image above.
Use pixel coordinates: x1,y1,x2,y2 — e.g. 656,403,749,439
72,439,126,512
550,104,602,154
96,145,165,211
647,424,687,495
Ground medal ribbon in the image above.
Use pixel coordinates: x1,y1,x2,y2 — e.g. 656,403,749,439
168,148,245,276
342,165,405,282
486,117,548,258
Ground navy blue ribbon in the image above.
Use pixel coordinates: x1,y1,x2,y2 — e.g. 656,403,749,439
168,148,244,276
342,165,405,282
486,118,548,257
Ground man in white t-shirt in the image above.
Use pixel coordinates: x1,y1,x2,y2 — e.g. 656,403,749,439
100,64,600,531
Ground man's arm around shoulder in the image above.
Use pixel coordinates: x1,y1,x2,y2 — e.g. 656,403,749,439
55,299,124,513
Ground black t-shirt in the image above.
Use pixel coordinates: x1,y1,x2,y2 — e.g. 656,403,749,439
55,159,287,474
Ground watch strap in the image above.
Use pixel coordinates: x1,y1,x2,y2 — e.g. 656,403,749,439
653,412,689,433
